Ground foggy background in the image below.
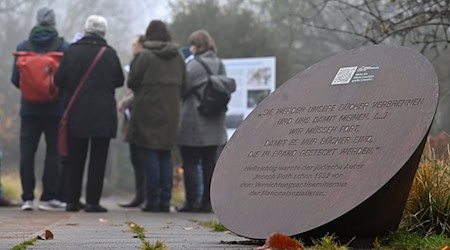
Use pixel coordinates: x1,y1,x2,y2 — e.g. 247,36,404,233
1,0,448,197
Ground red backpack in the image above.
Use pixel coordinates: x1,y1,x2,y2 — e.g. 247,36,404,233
14,39,63,103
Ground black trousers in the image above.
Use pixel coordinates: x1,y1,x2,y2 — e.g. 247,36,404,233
179,145,218,207
129,142,145,201
65,137,110,205
20,116,60,202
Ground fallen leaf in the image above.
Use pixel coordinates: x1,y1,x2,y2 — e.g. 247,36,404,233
257,233,304,250
45,230,54,240
36,229,54,240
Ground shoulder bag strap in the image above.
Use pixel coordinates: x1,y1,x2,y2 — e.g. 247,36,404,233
24,40,35,52
182,81,207,102
195,57,213,75
182,58,211,101
48,37,64,52
61,46,106,118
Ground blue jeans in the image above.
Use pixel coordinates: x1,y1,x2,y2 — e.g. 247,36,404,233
20,116,60,201
143,148,172,207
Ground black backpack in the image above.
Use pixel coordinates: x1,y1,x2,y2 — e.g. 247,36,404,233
186,58,236,117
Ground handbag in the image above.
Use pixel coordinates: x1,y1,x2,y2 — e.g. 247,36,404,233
57,46,106,156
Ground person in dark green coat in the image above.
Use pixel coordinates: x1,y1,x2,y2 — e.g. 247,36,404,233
127,20,186,212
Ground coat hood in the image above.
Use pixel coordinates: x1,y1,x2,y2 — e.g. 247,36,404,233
28,25,58,47
143,41,179,59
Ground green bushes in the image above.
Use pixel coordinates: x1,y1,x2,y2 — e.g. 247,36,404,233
375,230,450,250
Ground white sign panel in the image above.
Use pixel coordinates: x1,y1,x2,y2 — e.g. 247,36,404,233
223,57,276,138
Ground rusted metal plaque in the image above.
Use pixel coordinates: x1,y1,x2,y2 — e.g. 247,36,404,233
210,45,439,239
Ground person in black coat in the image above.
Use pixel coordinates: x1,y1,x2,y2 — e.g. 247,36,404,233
55,15,124,212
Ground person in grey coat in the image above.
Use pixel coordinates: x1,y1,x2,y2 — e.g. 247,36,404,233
177,30,227,213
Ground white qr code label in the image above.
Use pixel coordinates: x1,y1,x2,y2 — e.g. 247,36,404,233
331,66,358,85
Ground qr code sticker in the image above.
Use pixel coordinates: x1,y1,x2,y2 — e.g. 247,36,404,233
331,66,358,85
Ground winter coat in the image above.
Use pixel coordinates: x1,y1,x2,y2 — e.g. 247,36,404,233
11,25,69,117
178,50,228,146
54,34,124,138
127,40,186,150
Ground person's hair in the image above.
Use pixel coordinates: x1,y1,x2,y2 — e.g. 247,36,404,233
188,30,217,53
136,34,145,45
145,20,171,42
84,15,108,37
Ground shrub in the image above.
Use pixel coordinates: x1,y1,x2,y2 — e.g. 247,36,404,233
403,139,450,236
375,230,450,250
1,172,22,199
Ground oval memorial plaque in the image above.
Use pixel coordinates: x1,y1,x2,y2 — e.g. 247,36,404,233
211,45,438,239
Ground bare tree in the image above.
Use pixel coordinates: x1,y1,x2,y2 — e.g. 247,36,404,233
290,0,450,133
0,0,28,13
298,0,450,56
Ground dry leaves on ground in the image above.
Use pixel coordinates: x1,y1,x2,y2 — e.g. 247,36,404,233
257,232,304,250
36,229,54,240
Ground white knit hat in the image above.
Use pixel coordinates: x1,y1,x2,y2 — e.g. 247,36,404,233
84,15,108,37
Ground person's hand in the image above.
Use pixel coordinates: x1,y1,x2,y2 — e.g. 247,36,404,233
117,91,134,112
118,100,127,113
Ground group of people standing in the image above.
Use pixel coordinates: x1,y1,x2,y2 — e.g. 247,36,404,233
9,7,229,213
